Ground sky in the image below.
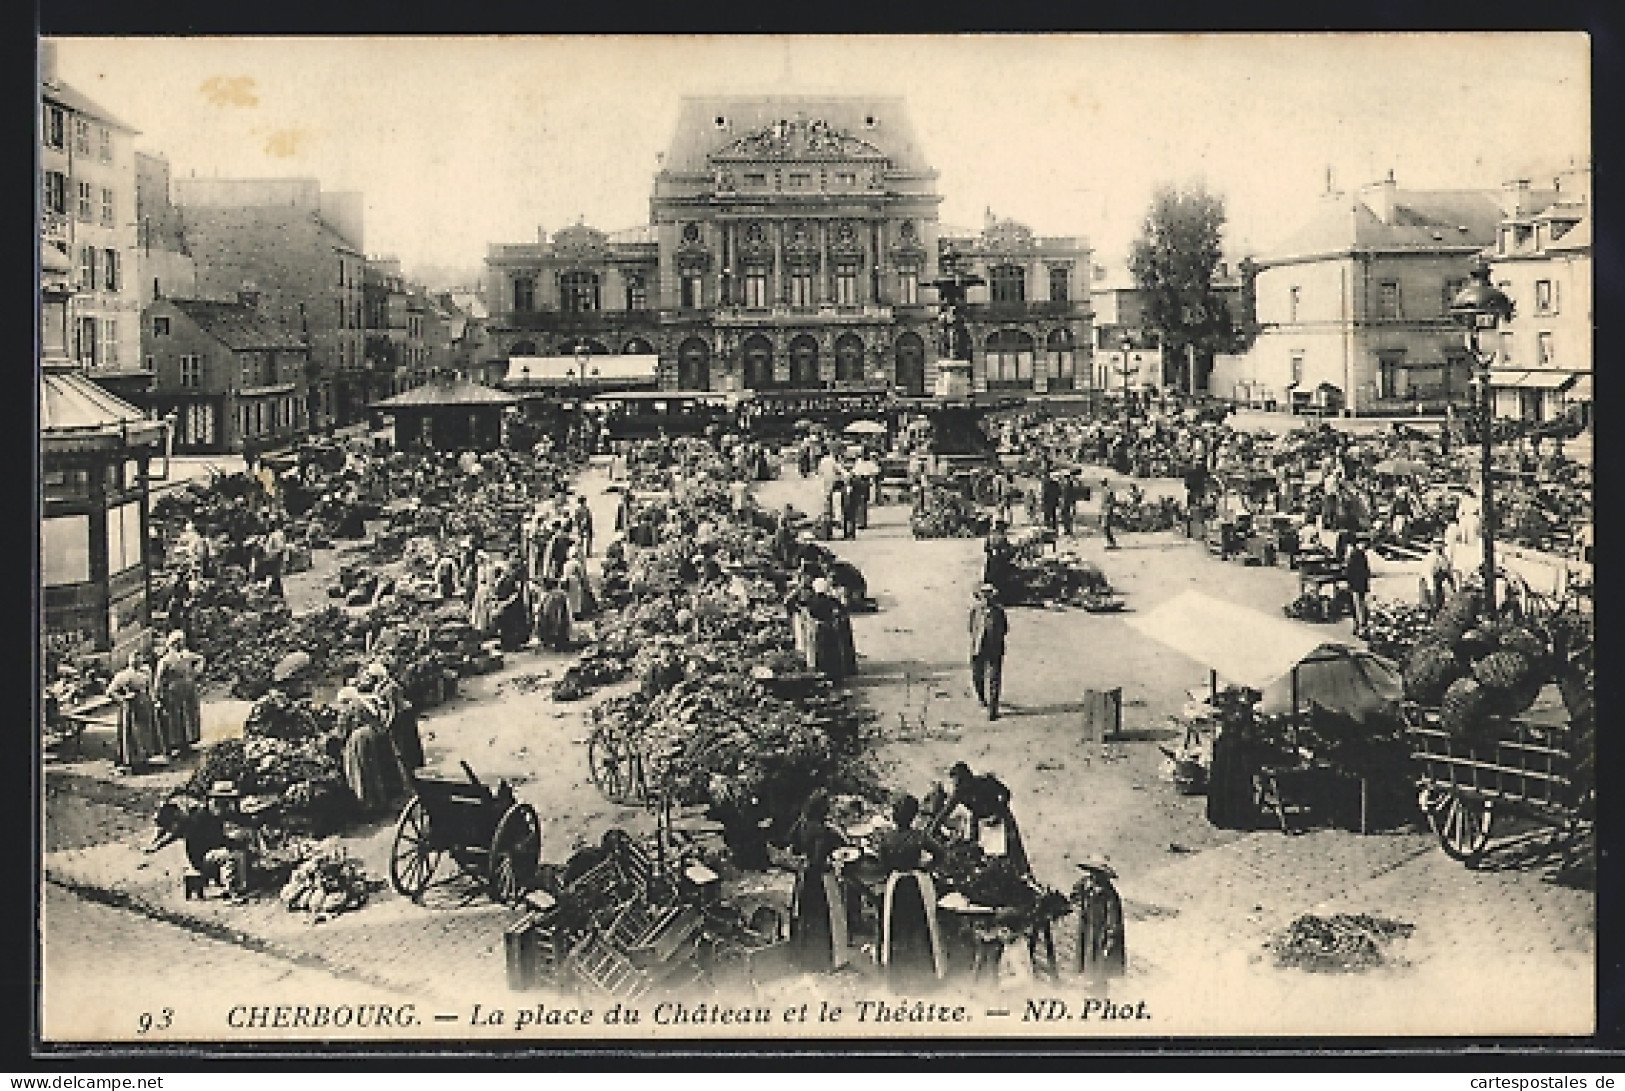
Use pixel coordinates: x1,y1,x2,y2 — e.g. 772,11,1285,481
49,34,1589,285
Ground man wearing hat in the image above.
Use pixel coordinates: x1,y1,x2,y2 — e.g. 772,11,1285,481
148,781,256,903
969,583,1009,721
1344,532,1373,639
982,519,1014,597
1423,536,1454,616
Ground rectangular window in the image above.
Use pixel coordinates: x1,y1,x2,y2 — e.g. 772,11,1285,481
75,317,97,365
512,277,535,312
74,118,91,155
791,271,815,308
102,248,120,291
100,319,119,367
626,278,648,311
681,273,703,309
77,181,94,222
79,245,96,289
338,300,347,329
98,126,112,163
153,315,171,337
339,259,346,287
43,515,91,587
835,172,857,186
744,173,767,187
179,354,203,388
1378,280,1401,320
788,173,810,189
744,270,768,308
241,354,256,388
1290,353,1305,387
1535,280,1555,315
43,171,68,215
1049,266,1071,303
1499,331,1515,366
1538,332,1555,367
44,105,66,150
897,269,918,306
100,188,115,227
835,267,859,306
106,500,143,575
1288,286,1301,324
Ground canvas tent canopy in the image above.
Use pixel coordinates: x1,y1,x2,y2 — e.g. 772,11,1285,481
1127,591,1402,722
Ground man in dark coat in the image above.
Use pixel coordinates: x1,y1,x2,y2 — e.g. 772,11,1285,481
1040,471,1061,531
968,583,1009,721
1058,473,1079,537
1345,534,1373,638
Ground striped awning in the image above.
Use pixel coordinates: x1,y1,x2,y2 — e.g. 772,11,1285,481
1486,369,1581,391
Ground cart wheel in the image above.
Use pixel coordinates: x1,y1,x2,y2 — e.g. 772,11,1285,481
589,723,639,804
489,803,542,903
971,473,999,506
1428,790,1493,864
389,797,441,899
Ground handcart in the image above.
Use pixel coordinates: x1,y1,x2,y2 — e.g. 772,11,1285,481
1405,703,1593,868
389,760,542,903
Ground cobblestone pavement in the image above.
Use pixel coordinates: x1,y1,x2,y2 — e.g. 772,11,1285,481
41,455,1594,1041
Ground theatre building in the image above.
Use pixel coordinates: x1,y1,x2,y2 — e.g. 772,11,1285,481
484,95,1091,398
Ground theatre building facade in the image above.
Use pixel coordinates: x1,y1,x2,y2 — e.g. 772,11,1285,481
484,95,1091,397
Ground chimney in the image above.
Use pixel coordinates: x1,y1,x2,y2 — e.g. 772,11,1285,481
1501,177,1533,216
39,40,57,84
238,281,262,311
1361,172,1399,225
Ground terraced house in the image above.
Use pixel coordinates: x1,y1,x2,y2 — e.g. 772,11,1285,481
484,95,1092,397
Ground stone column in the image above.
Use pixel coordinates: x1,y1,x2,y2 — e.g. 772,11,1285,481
819,221,831,304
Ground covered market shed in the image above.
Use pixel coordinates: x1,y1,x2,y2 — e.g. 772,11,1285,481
373,376,518,452
41,362,168,666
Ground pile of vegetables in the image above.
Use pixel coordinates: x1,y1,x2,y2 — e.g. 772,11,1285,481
277,840,374,920
910,487,990,539
932,840,1072,944
591,672,878,826
1361,600,1433,662
1004,554,1116,609
1402,589,1557,741
1270,913,1414,973
187,689,351,835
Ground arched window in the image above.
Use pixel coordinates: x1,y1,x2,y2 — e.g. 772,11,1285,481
512,277,536,313
623,337,655,355
984,329,1035,389
743,335,775,390
894,332,926,396
989,264,1026,304
560,271,600,313
677,337,710,390
835,333,865,384
789,335,820,388
1046,328,1076,390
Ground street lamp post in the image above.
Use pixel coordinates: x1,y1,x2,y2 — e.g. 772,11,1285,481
1449,262,1514,615
1119,336,1135,415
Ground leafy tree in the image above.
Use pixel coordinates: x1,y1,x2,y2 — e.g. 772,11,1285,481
1127,184,1237,389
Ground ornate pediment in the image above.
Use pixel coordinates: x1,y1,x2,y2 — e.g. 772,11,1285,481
552,224,608,257
713,118,887,163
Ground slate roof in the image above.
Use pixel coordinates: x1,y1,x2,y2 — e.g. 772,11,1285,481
42,78,138,133
374,377,517,408
661,95,931,175
1264,189,1503,265
171,300,308,352
41,366,166,450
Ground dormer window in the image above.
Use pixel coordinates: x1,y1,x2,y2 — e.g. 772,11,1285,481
714,115,727,129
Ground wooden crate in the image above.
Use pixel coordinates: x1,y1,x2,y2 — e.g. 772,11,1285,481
1081,687,1122,743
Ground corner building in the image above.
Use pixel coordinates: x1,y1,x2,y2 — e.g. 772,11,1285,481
485,95,1091,396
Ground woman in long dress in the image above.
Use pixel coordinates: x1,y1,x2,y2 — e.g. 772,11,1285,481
561,548,595,620
152,630,204,755
786,791,849,973
490,565,529,652
363,660,424,773
1073,861,1127,985
337,686,399,815
934,761,1030,876
468,553,496,636
875,794,948,990
106,650,163,772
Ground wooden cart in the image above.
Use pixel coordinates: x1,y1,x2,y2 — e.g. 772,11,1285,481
1406,705,1592,867
389,760,542,903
